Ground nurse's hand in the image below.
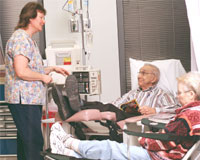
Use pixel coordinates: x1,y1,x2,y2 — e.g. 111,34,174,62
53,67,70,76
42,75,53,84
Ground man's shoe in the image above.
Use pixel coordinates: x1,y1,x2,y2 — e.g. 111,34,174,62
52,84,73,121
65,75,82,112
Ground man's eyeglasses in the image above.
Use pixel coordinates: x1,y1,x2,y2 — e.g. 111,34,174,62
138,71,154,76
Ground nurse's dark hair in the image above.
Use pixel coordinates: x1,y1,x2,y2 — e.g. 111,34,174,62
15,2,46,30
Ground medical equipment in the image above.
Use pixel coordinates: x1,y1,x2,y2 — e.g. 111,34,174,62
45,40,101,95
45,44,101,95
49,66,101,95
62,0,79,14
62,0,91,65
72,65,101,95
70,16,79,32
45,41,82,67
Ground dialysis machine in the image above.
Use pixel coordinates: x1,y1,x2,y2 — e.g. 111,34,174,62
72,65,101,95
45,41,101,96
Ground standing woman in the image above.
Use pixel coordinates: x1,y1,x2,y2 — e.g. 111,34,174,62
4,2,69,160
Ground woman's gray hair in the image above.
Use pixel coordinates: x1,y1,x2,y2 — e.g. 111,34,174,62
143,63,160,84
177,71,200,100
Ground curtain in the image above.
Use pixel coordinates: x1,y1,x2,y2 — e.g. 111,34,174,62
185,0,200,71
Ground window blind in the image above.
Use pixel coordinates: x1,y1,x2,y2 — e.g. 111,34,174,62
117,0,190,94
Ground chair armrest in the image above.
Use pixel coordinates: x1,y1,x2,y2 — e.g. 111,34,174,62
65,109,102,122
123,129,178,141
141,118,166,130
123,129,199,141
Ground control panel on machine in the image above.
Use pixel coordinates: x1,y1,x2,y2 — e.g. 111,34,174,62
72,69,101,95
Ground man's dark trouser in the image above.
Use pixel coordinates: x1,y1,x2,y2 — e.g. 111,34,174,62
81,101,141,122
8,104,44,160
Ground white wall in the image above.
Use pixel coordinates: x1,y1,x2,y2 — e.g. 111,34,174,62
44,0,121,103
44,0,80,46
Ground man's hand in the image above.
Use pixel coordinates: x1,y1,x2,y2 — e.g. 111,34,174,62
139,106,156,115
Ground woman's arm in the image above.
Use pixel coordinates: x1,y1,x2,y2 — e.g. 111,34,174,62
14,55,52,84
44,66,69,76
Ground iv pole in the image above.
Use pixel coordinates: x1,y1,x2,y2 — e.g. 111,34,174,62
62,0,87,66
79,0,86,65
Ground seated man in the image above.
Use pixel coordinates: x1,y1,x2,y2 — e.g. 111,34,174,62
50,71,200,160
63,63,179,122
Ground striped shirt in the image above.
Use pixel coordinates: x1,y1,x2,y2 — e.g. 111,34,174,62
111,85,179,113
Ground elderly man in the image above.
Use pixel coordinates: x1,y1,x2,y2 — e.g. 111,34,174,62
61,63,179,122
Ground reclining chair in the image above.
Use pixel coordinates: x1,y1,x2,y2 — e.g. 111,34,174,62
123,117,200,160
42,82,123,143
41,83,122,160
51,83,122,142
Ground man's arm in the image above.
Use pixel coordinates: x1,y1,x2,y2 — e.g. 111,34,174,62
111,90,136,108
138,90,179,115
155,92,180,113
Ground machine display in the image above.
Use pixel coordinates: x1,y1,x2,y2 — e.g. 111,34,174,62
72,69,101,95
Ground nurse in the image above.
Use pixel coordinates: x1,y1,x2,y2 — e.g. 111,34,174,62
4,2,69,160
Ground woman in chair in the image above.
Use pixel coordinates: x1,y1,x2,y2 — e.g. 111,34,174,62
50,72,200,160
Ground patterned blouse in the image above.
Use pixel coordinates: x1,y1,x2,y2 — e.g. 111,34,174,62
139,101,200,160
111,85,180,113
5,29,46,105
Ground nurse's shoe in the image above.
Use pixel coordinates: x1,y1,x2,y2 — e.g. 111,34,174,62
65,75,82,112
52,84,73,121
